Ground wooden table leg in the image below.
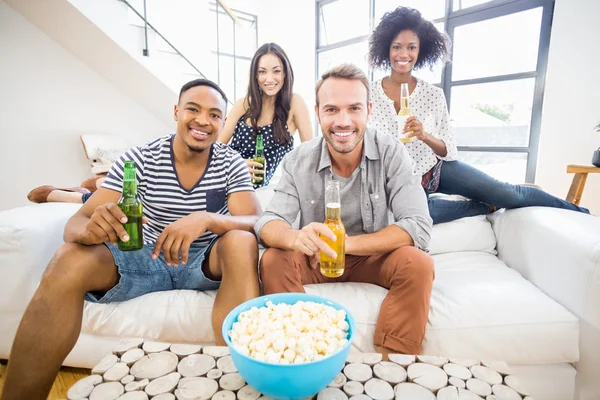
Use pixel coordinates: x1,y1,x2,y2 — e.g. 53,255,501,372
566,172,588,205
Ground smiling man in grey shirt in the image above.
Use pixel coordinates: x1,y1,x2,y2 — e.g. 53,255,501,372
256,64,434,357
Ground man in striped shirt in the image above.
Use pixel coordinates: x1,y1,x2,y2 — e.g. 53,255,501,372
2,79,262,400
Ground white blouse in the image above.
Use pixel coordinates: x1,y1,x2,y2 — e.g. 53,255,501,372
368,78,458,176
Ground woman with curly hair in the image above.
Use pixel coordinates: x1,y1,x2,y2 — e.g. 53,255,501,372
219,43,313,188
368,6,588,223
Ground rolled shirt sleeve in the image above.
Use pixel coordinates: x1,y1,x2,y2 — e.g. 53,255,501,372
384,142,433,250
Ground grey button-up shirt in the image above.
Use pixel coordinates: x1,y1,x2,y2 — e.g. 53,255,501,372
254,128,432,250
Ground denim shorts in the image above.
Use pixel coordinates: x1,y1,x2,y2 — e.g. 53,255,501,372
85,240,221,304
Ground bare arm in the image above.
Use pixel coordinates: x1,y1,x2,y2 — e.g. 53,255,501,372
346,225,414,256
421,134,448,157
259,220,298,250
261,220,337,258
206,190,262,235
218,98,248,144
291,94,314,142
405,89,457,160
152,190,261,266
405,116,448,157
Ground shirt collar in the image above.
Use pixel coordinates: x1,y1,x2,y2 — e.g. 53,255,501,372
317,128,380,172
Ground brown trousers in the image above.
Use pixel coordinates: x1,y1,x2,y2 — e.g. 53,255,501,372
260,246,434,355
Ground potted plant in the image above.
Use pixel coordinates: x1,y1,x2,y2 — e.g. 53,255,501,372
594,122,600,167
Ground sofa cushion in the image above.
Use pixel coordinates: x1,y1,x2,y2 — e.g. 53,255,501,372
81,251,579,365
429,215,496,256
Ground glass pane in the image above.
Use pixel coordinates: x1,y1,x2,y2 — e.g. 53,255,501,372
235,58,251,101
235,19,257,58
217,11,234,54
453,0,494,11
452,8,542,81
319,0,369,46
459,151,527,183
450,79,534,147
217,56,235,102
375,0,445,24
317,41,370,79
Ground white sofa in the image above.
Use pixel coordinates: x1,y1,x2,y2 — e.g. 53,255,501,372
1,197,599,400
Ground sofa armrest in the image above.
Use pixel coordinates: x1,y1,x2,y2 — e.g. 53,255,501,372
489,207,600,400
0,203,81,313
489,207,599,322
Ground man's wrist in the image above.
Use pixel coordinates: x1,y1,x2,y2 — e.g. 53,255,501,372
284,229,299,251
194,211,213,230
345,235,355,255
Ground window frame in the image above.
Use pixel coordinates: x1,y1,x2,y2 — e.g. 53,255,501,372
210,2,259,102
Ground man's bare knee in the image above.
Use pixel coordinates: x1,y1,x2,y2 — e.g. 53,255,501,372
42,243,117,293
219,231,257,252
218,231,258,262
215,231,258,277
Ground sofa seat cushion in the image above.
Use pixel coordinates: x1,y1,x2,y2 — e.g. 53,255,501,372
424,251,579,364
82,251,578,365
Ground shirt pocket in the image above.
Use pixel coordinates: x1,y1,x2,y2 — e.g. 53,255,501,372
368,192,388,231
300,195,324,227
205,188,227,213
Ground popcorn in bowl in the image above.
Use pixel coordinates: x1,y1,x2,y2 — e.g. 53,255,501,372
228,300,350,364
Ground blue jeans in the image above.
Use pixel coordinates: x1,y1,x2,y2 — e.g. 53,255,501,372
85,241,220,303
428,160,590,224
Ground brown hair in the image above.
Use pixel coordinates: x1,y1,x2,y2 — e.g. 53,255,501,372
315,63,370,106
244,43,294,145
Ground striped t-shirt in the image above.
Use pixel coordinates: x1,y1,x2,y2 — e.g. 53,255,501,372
102,134,254,246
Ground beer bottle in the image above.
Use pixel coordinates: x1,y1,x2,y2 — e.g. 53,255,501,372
396,83,415,144
252,133,266,186
117,160,144,251
320,180,346,278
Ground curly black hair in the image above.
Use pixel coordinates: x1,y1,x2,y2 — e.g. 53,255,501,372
369,7,451,71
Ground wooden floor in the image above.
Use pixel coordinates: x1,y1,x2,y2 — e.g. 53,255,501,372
0,361,90,399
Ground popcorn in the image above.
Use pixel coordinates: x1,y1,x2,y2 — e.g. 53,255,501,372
229,301,350,364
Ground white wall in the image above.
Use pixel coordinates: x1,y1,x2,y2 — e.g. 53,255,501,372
0,1,172,211
536,0,600,214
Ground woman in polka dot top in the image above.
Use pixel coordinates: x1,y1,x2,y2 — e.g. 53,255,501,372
367,6,589,223
219,43,313,188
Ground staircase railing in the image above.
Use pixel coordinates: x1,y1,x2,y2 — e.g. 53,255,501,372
120,0,207,80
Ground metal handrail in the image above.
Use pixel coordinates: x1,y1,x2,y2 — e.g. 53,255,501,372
120,0,207,80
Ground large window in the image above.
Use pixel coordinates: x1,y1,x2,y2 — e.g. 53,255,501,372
210,2,258,103
316,0,554,183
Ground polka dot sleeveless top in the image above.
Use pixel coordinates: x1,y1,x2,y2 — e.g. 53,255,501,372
230,118,294,187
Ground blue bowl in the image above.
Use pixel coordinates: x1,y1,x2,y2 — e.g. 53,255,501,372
222,293,356,400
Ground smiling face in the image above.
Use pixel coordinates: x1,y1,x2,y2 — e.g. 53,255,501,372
173,85,226,153
257,53,284,97
389,30,420,74
315,77,371,155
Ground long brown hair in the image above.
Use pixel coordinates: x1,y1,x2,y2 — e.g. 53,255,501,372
244,43,294,145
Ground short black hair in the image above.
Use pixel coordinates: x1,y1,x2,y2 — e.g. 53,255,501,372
178,78,228,105
369,7,451,71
